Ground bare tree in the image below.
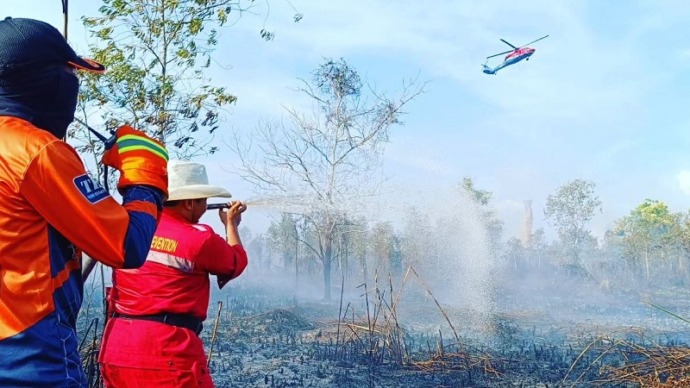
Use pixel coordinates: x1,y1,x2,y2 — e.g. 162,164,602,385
231,58,424,300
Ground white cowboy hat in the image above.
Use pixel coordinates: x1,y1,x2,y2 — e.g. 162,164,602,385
167,159,232,201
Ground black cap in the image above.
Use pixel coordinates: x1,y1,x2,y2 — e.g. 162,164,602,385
0,17,105,76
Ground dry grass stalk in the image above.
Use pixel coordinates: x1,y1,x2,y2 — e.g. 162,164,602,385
207,301,224,367
596,343,690,387
408,266,460,343
338,266,467,365
412,351,500,377
562,336,620,387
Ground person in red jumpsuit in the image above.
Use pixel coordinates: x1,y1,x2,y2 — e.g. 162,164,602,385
0,18,169,387
99,159,249,387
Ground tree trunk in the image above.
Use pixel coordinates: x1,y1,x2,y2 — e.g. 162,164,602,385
294,237,299,305
322,217,335,300
323,243,332,301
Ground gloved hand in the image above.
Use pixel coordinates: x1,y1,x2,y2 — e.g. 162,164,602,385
101,125,169,198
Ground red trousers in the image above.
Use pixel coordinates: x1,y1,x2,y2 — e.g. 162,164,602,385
101,363,212,388
99,317,213,387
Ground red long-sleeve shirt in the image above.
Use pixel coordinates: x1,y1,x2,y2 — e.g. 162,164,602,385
110,209,247,319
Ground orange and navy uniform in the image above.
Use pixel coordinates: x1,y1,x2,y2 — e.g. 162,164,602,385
99,209,247,387
0,117,163,387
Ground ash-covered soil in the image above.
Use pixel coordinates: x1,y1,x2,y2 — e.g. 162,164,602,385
199,281,690,388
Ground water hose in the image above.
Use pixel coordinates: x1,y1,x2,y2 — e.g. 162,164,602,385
74,118,115,281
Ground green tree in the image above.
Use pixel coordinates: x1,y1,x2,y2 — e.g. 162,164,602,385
266,213,300,271
460,177,492,205
529,228,549,269
459,177,504,251
231,58,424,300
332,215,368,286
245,232,266,272
400,206,433,270
502,237,525,271
74,0,294,287
369,221,402,277
612,199,682,281
544,179,602,266
673,210,690,284
74,0,261,166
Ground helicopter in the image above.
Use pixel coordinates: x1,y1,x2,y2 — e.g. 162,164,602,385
482,35,549,75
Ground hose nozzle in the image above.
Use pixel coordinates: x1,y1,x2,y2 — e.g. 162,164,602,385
74,118,116,150
207,203,231,210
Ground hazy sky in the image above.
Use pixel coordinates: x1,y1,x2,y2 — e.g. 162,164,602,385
8,1,690,241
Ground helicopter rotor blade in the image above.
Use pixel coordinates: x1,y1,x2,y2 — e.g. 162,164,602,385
486,49,514,59
520,35,549,48
500,39,517,49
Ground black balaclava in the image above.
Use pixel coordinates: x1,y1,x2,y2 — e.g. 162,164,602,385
0,64,79,139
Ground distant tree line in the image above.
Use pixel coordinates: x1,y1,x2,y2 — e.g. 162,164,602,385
240,177,690,299
501,179,690,291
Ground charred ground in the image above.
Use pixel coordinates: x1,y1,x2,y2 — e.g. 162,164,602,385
78,266,690,388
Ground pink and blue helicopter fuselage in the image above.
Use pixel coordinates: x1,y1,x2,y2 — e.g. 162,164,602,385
483,47,536,75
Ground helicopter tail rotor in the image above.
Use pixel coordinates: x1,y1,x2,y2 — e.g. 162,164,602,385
482,63,496,75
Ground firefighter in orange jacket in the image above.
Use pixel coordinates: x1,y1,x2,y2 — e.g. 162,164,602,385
0,18,169,387
99,160,249,387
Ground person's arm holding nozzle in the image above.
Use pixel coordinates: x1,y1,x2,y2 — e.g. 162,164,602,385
189,199,249,289
221,201,246,245
217,201,247,288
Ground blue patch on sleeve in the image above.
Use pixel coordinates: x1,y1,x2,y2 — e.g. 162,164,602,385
73,174,109,204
